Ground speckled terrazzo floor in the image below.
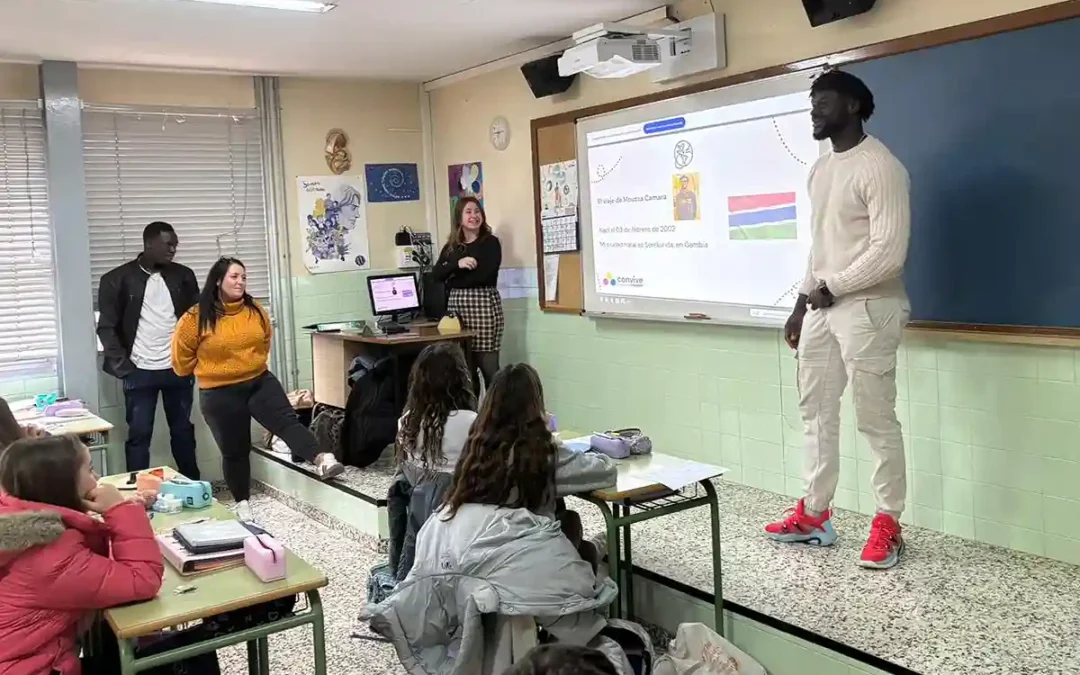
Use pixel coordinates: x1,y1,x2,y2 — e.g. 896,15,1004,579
212,492,404,675
254,447,1080,674
565,483,1080,675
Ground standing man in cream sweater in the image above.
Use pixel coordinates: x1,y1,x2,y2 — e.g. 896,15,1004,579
765,71,911,569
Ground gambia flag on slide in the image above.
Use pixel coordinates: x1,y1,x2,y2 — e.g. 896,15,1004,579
727,192,797,240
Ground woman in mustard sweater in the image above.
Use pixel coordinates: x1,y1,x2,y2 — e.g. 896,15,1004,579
172,257,343,521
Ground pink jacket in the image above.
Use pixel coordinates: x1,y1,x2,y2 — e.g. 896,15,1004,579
0,494,164,675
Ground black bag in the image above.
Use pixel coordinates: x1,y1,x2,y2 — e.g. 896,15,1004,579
339,356,411,468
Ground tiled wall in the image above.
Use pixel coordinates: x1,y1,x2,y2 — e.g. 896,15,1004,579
503,295,1080,567
0,375,61,401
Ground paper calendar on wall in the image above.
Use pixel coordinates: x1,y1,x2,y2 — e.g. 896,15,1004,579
539,160,579,254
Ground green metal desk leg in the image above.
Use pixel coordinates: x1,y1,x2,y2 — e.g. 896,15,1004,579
118,634,136,675
701,480,724,635
310,590,328,675
592,499,622,619
622,506,635,621
247,640,259,674
258,637,271,675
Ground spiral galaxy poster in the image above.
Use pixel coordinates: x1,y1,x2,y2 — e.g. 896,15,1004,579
365,163,420,203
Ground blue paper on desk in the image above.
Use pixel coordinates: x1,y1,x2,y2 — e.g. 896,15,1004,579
562,436,593,454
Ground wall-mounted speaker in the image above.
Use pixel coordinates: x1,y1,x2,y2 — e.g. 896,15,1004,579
801,0,877,27
520,54,578,99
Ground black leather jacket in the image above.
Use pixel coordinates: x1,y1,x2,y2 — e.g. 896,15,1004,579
96,258,199,378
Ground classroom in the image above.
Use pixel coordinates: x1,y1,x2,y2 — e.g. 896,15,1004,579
0,1,1078,674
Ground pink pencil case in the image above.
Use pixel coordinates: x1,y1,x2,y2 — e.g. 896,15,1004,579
244,534,286,582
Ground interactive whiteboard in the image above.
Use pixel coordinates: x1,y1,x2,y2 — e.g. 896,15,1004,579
578,72,824,327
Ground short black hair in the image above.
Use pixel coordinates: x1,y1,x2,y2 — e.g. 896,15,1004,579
505,645,619,675
811,70,875,121
143,221,175,244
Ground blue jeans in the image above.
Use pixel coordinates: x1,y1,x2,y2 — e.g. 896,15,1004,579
123,367,199,479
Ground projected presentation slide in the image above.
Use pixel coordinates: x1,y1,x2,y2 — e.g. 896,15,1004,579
585,91,818,309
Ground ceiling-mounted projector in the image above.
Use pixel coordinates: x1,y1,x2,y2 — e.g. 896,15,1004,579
557,15,726,82
558,31,664,79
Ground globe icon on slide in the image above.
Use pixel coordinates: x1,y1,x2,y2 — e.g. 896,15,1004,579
674,140,694,169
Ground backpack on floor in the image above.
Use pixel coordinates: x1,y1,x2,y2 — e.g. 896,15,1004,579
339,355,410,468
653,623,765,675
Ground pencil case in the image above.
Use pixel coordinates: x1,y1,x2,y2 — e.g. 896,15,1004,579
590,428,653,459
245,534,286,582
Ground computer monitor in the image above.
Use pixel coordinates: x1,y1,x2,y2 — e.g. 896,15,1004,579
367,273,421,317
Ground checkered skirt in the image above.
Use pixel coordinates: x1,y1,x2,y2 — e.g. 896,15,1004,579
448,287,504,352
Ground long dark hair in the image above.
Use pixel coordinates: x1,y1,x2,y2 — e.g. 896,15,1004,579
0,397,25,449
506,645,619,675
442,363,554,518
0,435,85,512
396,343,476,474
196,257,266,334
444,196,492,253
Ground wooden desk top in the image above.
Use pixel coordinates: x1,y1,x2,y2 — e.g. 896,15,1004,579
313,325,474,346
557,431,727,502
99,471,327,639
12,402,114,436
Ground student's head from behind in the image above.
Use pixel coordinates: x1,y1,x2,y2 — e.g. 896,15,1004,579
397,342,476,472
0,435,97,512
448,196,491,248
142,221,178,267
504,644,619,675
809,69,875,142
443,363,553,517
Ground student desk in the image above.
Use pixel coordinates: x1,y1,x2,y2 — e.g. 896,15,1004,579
12,401,114,474
99,471,328,675
310,324,474,408
560,434,728,634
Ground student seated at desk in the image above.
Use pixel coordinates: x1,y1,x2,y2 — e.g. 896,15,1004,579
0,435,164,675
366,364,640,675
0,396,47,447
385,343,477,584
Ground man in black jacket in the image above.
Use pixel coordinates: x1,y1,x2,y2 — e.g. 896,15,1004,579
97,221,202,478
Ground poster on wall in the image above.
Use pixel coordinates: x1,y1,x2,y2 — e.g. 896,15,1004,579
365,163,420,203
448,162,483,222
296,175,371,274
539,160,577,218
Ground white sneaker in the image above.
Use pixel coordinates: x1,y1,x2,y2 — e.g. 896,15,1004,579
314,453,344,480
235,500,254,522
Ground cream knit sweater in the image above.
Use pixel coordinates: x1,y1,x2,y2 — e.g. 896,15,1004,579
799,135,911,299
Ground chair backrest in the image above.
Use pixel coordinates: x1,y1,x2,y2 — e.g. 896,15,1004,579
480,614,539,675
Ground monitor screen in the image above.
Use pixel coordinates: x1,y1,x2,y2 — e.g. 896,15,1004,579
368,273,420,316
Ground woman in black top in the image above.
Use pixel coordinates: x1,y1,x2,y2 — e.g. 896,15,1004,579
433,196,503,394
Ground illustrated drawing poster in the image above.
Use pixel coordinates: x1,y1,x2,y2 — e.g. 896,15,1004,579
540,160,578,217
297,175,371,275
448,162,483,222
365,163,420,203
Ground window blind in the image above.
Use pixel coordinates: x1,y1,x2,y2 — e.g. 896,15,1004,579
83,108,270,305
0,102,58,380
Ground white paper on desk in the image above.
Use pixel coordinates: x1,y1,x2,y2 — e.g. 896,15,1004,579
544,254,559,302
651,461,724,490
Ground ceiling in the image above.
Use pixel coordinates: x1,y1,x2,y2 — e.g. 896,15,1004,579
0,0,664,80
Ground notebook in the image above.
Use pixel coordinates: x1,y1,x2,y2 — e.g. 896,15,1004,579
156,532,246,576
174,520,259,554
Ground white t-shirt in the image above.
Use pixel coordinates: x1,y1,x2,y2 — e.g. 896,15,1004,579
799,135,911,299
398,409,477,473
130,271,177,371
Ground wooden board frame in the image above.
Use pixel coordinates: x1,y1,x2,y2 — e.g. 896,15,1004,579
529,0,1080,342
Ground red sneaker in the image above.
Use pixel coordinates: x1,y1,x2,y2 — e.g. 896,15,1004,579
859,513,904,569
764,500,837,546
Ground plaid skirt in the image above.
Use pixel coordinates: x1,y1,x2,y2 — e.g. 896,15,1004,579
448,286,504,352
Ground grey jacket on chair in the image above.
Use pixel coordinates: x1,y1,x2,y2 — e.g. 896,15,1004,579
387,464,454,581
363,503,621,675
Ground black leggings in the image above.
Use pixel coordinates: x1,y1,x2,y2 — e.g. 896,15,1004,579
201,371,320,502
469,351,500,396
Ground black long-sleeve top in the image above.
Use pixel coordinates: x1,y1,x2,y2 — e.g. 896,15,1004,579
432,234,502,289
